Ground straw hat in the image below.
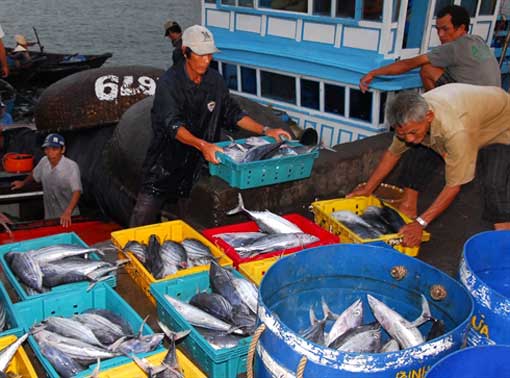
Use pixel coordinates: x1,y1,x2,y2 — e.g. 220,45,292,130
14,34,27,46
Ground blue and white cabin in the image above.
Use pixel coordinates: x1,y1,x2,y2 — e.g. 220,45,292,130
201,0,502,147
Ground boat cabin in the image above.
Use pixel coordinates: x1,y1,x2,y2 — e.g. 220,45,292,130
202,0,501,146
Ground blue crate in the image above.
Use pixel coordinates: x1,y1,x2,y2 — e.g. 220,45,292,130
209,137,319,189
151,270,252,378
0,281,23,339
12,283,165,378
0,232,116,301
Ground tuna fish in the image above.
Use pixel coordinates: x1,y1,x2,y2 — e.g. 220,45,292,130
83,309,133,335
209,260,243,308
73,313,125,345
27,244,102,265
300,308,326,345
9,252,43,291
195,327,244,350
214,232,267,249
323,298,364,347
43,316,105,347
232,277,258,314
332,322,382,353
123,241,147,263
330,210,382,239
0,333,28,372
367,294,431,349
227,193,302,234
380,338,400,352
235,233,319,257
0,301,6,332
189,292,234,324
39,342,84,378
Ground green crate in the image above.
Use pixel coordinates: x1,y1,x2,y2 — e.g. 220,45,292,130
151,270,252,378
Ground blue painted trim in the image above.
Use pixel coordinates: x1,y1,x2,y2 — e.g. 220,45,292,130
304,120,317,130
388,28,397,54
340,25,381,51
337,129,353,144
357,134,368,140
476,20,493,41
320,124,336,146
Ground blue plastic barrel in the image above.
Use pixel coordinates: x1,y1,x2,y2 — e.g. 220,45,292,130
459,230,510,346
254,244,473,378
426,345,510,378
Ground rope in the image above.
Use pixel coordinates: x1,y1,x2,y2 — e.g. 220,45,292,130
296,355,308,378
246,323,266,378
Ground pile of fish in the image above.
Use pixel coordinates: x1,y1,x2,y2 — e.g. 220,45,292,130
0,333,29,376
214,193,319,258
122,234,216,279
331,204,407,240
299,294,445,353
221,136,316,163
5,244,120,295
164,260,258,350
31,309,181,378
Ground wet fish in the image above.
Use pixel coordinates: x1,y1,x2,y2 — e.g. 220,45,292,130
209,260,243,308
73,313,125,346
163,294,242,335
83,309,133,335
380,338,400,352
9,252,43,291
300,308,326,345
189,292,234,324
27,244,102,265
232,277,258,314
367,294,431,349
214,232,267,249
113,333,164,355
0,333,28,372
241,140,285,162
426,318,446,341
227,193,302,234
0,301,6,332
330,210,382,239
380,204,407,232
39,342,84,378
323,298,364,347
43,316,105,347
123,241,147,263
196,327,244,350
146,234,164,279
160,241,188,269
332,322,382,353
235,233,319,257
231,304,257,335
182,238,214,267
361,206,394,235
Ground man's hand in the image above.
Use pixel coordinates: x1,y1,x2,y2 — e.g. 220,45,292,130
346,183,373,198
200,142,224,164
359,72,374,93
265,128,292,142
10,180,24,190
399,222,423,247
60,209,73,228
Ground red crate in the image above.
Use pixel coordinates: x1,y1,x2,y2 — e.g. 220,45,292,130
0,218,121,246
202,213,339,268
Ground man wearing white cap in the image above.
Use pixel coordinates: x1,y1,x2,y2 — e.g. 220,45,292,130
0,24,8,77
130,25,291,226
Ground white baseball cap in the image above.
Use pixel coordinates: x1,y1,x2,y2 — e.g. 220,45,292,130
182,25,219,56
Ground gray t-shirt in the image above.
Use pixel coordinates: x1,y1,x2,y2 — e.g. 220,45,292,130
33,155,82,219
427,34,501,87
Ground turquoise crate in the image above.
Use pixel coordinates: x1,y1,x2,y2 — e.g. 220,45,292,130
0,281,23,339
13,283,165,378
0,232,116,301
209,136,319,189
151,270,252,378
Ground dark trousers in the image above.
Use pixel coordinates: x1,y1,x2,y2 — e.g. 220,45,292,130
396,145,443,192
129,192,165,227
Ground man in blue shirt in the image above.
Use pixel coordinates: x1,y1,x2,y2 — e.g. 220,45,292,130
0,100,13,126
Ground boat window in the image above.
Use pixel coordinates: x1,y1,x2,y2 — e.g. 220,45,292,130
380,92,387,124
479,0,497,15
313,0,331,16
392,0,401,22
363,0,383,21
336,0,355,18
210,60,219,71
241,66,257,94
222,62,238,90
350,88,372,122
324,83,345,116
259,0,308,13
239,0,254,6
261,71,296,104
221,0,236,5
434,0,454,16
460,0,478,17
300,79,320,110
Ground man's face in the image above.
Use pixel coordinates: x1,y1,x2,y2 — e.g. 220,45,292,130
436,14,466,44
394,111,434,144
44,146,64,166
186,50,213,76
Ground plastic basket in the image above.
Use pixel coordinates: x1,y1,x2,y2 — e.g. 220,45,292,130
310,196,430,257
12,283,165,378
203,213,339,268
151,270,252,378
96,348,206,377
0,334,38,378
0,281,23,339
0,232,116,301
208,136,319,189
111,220,233,305
238,256,279,286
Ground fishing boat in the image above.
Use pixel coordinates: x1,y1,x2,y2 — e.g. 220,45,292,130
202,0,504,147
5,48,113,88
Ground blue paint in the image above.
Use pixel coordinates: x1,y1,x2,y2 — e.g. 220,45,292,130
459,230,510,346
426,345,510,378
255,244,473,377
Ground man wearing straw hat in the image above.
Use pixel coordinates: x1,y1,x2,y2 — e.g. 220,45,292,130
348,84,510,247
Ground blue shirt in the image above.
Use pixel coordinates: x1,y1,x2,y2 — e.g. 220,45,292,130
0,112,13,125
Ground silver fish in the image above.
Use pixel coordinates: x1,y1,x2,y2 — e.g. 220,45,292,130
195,327,244,350
227,193,302,234
330,210,382,239
0,333,28,372
44,316,105,347
73,313,125,345
182,239,214,266
333,322,382,353
323,298,364,347
27,244,102,265
380,338,400,352
300,308,326,345
9,252,43,291
0,300,6,332
214,232,267,248
367,294,431,349
235,233,319,257
232,277,258,314
39,342,84,378
123,241,147,263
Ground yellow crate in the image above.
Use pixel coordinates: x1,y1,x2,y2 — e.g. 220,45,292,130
310,196,430,257
97,348,206,377
238,257,280,286
0,335,38,378
111,220,233,305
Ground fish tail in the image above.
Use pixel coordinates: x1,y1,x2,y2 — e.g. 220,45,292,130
226,193,246,215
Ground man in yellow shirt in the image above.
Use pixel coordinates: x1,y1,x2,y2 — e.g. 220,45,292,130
349,84,510,246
